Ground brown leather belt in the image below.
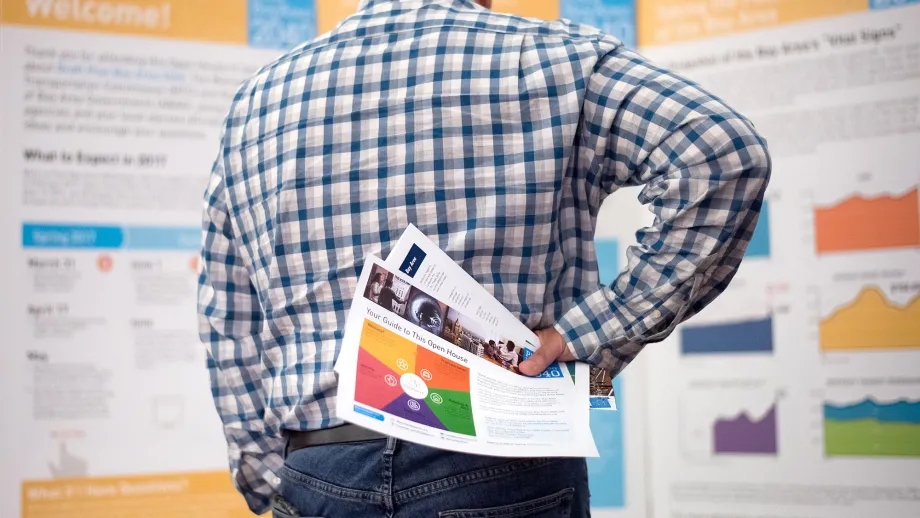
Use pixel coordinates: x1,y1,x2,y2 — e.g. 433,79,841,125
286,424,387,455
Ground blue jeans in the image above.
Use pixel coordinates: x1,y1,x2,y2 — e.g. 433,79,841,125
272,437,590,517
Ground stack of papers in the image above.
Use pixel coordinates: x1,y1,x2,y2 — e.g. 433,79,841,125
334,225,615,457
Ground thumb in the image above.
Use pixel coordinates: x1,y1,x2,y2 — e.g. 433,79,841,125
518,329,564,377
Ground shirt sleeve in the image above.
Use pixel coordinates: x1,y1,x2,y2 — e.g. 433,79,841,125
555,46,772,376
197,159,284,515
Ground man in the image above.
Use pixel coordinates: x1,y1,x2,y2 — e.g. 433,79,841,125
197,0,770,516
376,284,407,314
502,340,521,372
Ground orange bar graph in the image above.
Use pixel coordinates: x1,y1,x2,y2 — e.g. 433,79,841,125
815,189,920,254
820,287,920,352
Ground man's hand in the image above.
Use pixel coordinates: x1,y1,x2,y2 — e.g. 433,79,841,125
519,328,577,377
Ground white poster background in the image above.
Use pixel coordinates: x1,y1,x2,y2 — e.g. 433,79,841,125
640,5,920,518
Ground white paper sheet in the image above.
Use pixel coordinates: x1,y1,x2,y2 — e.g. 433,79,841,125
381,224,617,410
335,253,599,457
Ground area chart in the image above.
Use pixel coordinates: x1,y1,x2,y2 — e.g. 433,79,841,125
820,287,920,351
354,320,476,436
825,399,920,457
815,188,920,254
680,316,774,355
714,404,778,455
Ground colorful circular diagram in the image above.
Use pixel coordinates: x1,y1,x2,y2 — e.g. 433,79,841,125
355,320,476,436
400,373,429,400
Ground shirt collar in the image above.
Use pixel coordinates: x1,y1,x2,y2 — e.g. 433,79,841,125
357,0,484,13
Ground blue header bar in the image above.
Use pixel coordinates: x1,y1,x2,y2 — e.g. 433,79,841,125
22,224,200,251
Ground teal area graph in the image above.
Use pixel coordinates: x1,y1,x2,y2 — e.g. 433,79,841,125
746,200,771,258
824,399,920,457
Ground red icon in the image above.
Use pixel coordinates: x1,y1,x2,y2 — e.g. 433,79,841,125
97,255,113,272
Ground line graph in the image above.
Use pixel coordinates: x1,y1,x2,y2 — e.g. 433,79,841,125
814,188,920,254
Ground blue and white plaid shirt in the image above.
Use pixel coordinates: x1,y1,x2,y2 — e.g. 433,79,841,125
197,0,770,512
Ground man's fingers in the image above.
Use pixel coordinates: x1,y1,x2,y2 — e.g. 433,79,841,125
518,345,556,376
519,328,566,377
537,328,577,362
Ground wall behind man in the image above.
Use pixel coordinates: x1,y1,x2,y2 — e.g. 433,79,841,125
635,2,920,517
2,1,918,517
0,1,641,517
0,2,314,517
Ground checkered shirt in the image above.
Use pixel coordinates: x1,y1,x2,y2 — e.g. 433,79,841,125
197,0,771,512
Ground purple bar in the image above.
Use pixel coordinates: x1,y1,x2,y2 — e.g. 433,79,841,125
713,405,778,454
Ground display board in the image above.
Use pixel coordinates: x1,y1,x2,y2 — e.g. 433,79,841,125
0,1,643,517
592,194,653,518
0,1,317,517
638,1,920,517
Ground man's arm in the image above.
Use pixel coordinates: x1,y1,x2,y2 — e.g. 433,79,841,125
522,46,771,376
198,161,284,515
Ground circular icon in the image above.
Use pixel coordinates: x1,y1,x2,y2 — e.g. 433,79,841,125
420,369,432,381
400,373,429,400
407,399,421,412
97,255,113,272
430,393,443,405
396,358,409,371
384,374,398,387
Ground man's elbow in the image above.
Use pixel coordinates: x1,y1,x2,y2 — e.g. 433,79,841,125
746,127,772,183
722,116,772,190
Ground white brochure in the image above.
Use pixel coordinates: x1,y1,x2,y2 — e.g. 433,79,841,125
382,224,617,411
335,253,599,457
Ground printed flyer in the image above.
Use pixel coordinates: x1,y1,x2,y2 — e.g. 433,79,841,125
336,254,599,457
385,224,618,410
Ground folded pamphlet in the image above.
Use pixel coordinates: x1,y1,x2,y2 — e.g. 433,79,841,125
382,225,617,411
334,231,601,456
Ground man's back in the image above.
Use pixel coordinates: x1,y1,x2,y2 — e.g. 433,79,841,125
217,0,614,332
198,0,769,514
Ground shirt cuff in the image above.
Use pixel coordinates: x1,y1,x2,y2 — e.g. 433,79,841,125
554,289,625,366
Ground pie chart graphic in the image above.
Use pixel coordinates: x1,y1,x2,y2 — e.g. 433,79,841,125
355,320,476,436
